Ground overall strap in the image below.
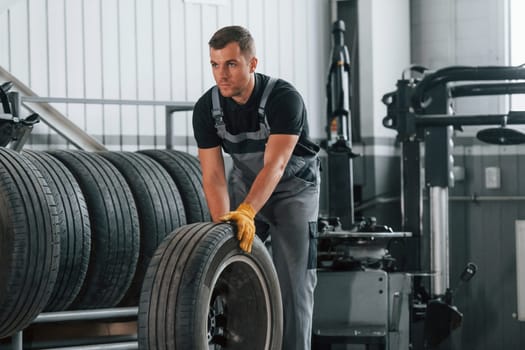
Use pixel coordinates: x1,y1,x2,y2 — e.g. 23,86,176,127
211,77,277,126
211,86,224,126
258,77,278,119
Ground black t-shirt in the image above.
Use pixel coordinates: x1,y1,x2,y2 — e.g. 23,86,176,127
193,73,317,156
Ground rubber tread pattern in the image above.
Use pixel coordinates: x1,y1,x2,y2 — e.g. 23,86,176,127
0,147,60,338
138,222,282,350
22,150,91,312
48,150,140,309
138,149,210,223
98,151,186,305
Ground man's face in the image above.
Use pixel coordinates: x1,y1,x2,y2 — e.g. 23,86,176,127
210,42,257,104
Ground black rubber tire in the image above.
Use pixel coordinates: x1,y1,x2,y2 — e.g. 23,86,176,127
0,148,60,338
22,150,91,312
138,222,283,350
98,151,186,305
48,150,140,309
138,149,210,223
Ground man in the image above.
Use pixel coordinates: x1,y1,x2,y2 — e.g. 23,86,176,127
192,25,320,350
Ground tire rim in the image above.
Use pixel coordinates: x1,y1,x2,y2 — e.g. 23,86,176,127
207,255,272,350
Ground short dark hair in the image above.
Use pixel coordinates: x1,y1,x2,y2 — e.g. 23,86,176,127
208,25,256,56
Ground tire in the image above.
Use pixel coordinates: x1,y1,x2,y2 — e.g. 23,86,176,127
138,222,283,350
138,149,210,223
48,150,140,309
0,148,60,338
98,151,186,305
22,151,91,312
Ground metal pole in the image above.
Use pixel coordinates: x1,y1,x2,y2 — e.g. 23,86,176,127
32,307,138,323
429,186,449,296
44,342,138,350
21,96,194,108
11,331,23,350
165,106,173,150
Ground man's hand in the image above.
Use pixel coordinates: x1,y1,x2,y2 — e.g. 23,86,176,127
219,203,256,253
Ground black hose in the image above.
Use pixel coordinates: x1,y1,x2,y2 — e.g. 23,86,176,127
412,66,525,112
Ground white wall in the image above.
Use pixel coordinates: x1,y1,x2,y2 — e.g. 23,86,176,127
411,0,509,68
358,0,411,139
411,0,510,136
0,1,516,148
0,0,331,151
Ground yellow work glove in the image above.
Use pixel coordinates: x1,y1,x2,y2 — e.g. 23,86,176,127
219,203,256,253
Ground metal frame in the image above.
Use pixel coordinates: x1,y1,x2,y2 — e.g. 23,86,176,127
0,94,193,349
385,65,525,338
9,308,138,350
383,65,525,297
313,270,411,350
20,96,195,150
1,65,195,151
0,69,195,349
165,104,195,150
378,65,525,349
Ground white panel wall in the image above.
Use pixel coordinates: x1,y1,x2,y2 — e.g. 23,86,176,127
0,0,331,151
411,0,510,136
358,0,411,138
411,0,509,68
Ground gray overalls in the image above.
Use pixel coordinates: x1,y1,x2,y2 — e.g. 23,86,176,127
211,78,320,350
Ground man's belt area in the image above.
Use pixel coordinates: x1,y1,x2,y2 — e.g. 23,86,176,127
293,138,320,157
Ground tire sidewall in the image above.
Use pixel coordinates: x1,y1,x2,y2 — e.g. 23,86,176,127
190,228,282,350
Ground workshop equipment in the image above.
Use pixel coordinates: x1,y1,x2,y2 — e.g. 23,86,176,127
423,262,477,348
313,227,412,350
315,19,525,349
0,81,40,150
382,64,525,348
324,20,359,230
0,66,106,151
313,20,412,350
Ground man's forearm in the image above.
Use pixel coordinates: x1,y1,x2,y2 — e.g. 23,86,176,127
243,162,285,213
243,134,298,213
198,146,230,222
203,180,230,222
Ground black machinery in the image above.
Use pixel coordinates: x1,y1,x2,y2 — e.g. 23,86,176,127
313,20,413,350
0,81,40,150
313,19,525,350
382,64,525,349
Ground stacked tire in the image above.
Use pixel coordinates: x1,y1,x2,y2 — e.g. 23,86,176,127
0,147,283,349
0,148,60,338
0,148,208,338
22,151,91,312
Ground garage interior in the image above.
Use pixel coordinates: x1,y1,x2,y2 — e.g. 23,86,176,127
1,0,525,349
